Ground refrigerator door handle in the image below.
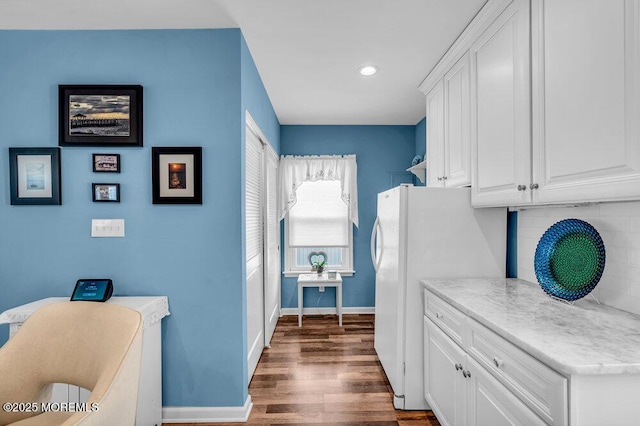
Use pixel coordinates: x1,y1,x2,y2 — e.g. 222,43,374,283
370,216,383,272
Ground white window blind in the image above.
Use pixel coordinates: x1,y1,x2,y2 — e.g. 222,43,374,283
245,129,263,260
288,180,349,247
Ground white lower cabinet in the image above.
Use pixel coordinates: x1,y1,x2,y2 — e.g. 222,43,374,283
424,289,568,425
423,280,640,426
467,356,547,426
424,317,467,426
425,317,546,426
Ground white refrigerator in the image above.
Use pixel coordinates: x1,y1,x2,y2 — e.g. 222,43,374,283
371,185,506,410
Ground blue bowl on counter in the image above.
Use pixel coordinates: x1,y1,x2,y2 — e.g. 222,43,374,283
534,219,605,301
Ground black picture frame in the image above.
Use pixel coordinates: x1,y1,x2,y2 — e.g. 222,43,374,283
93,153,121,173
152,147,202,205
92,183,120,202
59,85,143,147
9,147,62,205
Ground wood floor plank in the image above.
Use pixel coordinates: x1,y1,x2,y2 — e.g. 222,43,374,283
248,393,324,405
323,392,392,404
163,314,440,426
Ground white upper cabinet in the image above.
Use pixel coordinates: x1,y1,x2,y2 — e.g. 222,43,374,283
531,0,640,204
426,81,445,187
470,0,531,207
444,53,472,188
421,0,640,207
425,54,472,188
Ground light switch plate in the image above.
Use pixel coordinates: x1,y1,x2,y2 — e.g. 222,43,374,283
91,219,125,238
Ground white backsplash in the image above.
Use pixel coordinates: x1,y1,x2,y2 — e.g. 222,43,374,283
517,201,640,316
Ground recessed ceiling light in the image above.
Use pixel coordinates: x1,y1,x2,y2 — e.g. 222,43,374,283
359,65,378,76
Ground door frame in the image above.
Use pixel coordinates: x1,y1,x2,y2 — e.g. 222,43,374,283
245,111,281,382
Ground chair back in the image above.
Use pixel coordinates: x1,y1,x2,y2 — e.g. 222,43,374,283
0,302,142,425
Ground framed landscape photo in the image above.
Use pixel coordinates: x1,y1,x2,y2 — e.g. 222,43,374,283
92,183,120,202
9,147,62,205
152,147,202,204
93,153,121,173
59,85,143,147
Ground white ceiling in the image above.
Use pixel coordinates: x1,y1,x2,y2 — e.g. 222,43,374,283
0,0,487,125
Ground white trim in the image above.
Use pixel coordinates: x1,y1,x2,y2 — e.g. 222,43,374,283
281,306,374,316
162,396,252,423
245,109,278,167
245,111,273,154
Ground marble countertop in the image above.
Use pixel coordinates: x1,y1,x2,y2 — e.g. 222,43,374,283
422,278,640,376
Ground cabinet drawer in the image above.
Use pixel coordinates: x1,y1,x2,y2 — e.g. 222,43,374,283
467,317,567,426
424,290,465,346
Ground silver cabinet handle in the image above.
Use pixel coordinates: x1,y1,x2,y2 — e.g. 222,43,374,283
437,177,443,181
455,363,463,371
435,312,443,319
442,176,448,180
462,370,471,378
493,357,504,368
530,183,539,190
517,185,527,191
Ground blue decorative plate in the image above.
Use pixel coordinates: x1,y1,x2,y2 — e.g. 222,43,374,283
534,219,605,301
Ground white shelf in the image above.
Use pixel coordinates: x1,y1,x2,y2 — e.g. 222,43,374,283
407,161,427,183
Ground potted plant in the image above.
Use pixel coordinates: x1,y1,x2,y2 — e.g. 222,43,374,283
313,259,327,274
308,251,328,274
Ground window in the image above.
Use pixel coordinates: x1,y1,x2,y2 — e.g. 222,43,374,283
285,180,353,275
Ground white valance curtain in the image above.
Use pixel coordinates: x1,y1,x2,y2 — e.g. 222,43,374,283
278,154,359,227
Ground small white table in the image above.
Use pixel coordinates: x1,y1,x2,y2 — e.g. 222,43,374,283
297,273,342,327
0,297,169,426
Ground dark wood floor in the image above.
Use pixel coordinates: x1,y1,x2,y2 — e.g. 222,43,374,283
165,314,440,425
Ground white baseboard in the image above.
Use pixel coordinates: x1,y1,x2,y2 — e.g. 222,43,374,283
280,307,374,316
162,396,252,423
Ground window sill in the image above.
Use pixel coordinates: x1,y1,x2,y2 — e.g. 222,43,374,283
283,270,355,278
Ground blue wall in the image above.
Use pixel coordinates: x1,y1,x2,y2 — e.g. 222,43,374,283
0,29,279,408
414,117,427,186
415,117,426,160
507,211,518,278
280,126,415,309
241,35,280,154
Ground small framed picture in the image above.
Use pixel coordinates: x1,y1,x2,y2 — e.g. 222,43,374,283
9,147,62,205
59,85,143,147
92,183,120,202
93,153,121,173
152,147,202,204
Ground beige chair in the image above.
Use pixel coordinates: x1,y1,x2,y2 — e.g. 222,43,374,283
0,302,143,426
